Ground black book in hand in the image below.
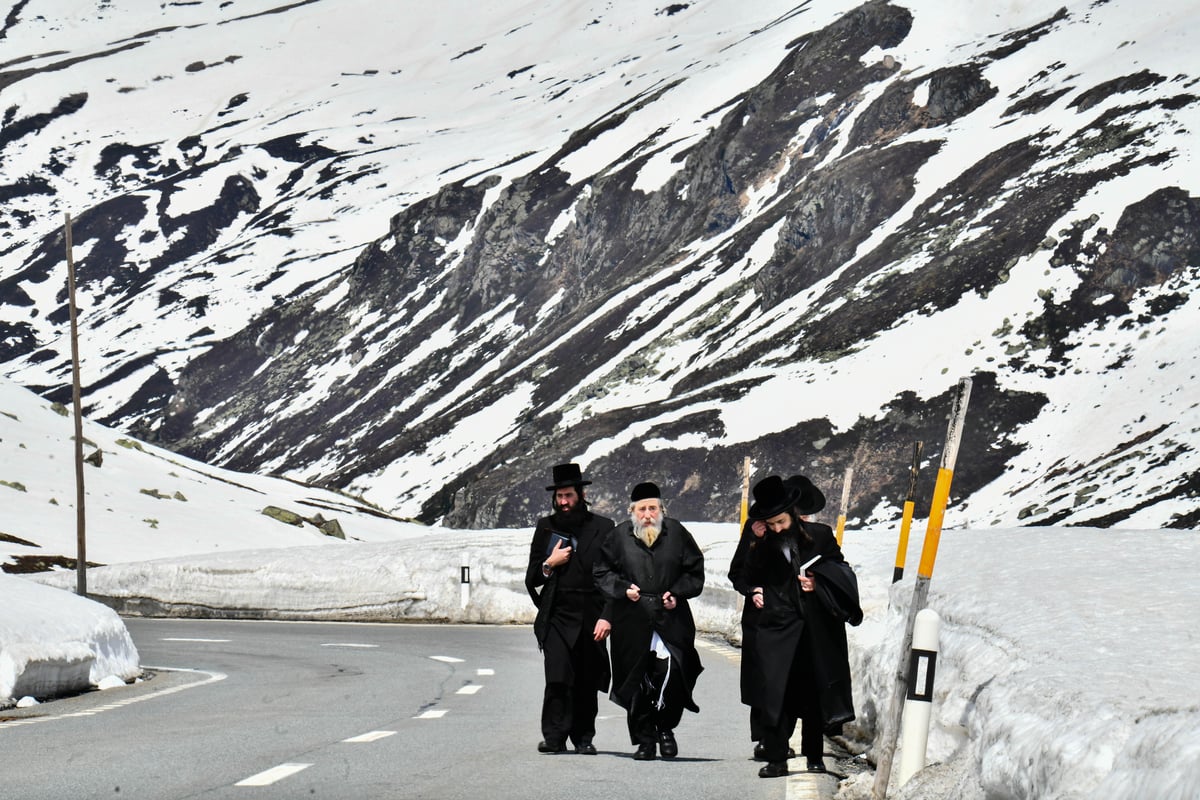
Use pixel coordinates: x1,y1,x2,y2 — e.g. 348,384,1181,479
546,531,577,556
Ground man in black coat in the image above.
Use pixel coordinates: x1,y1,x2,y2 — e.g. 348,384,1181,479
740,475,863,779
525,463,614,755
593,481,705,761
728,474,827,761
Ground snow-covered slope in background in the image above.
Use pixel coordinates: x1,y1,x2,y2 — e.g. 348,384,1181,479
2,0,1198,529
0,379,425,571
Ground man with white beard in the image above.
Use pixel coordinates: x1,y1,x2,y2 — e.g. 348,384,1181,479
594,482,705,761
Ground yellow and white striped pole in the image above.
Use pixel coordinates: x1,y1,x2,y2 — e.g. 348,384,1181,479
892,442,924,583
916,378,971,583
835,467,853,546
872,377,972,800
739,456,751,531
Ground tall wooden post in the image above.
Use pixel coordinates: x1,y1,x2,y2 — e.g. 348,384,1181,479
872,377,972,799
65,212,87,597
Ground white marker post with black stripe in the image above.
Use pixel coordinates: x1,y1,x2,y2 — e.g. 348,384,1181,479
460,565,470,608
898,608,941,786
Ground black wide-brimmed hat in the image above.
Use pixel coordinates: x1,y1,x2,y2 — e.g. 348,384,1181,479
747,475,801,520
784,474,826,515
545,463,592,491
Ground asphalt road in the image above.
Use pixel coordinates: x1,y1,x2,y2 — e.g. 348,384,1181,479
0,618,826,800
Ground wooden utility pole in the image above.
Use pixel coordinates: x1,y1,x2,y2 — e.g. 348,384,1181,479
65,212,87,597
872,377,972,799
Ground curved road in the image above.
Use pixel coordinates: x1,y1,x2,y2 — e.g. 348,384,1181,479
0,619,825,799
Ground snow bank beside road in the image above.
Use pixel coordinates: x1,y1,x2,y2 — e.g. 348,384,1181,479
0,574,140,705
13,524,1200,800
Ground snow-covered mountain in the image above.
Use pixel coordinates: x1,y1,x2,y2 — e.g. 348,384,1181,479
2,0,1197,529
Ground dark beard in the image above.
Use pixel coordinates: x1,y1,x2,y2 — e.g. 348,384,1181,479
552,503,588,530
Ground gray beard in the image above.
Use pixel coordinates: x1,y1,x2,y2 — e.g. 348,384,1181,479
633,518,660,546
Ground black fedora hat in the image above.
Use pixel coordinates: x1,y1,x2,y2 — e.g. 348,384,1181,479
784,474,826,515
545,463,592,491
747,475,801,520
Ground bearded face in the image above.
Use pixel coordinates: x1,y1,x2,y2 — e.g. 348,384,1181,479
554,486,582,515
630,499,663,546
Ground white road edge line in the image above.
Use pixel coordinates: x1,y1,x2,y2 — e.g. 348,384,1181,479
456,685,482,695
429,655,464,663
234,762,312,787
415,709,448,719
0,666,227,730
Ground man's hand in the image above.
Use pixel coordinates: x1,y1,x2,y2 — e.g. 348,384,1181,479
626,583,641,601
546,538,572,568
593,619,611,641
751,520,767,538
751,587,764,609
662,591,676,611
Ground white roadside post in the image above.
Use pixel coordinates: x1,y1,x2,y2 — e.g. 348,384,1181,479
898,608,941,786
460,565,470,608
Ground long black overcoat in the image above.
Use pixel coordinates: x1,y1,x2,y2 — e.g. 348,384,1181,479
525,510,614,689
727,520,762,710
742,521,862,732
593,518,705,712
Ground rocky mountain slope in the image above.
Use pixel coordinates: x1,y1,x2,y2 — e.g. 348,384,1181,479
2,0,1197,528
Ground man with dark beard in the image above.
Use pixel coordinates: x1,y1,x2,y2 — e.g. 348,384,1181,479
525,463,615,755
728,474,827,762
593,482,705,761
740,474,863,779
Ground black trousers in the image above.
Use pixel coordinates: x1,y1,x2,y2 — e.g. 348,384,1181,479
760,643,823,763
541,629,602,746
627,652,685,745
750,705,796,744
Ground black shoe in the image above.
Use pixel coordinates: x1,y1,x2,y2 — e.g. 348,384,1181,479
634,742,656,760
575,741,597,755
754,744,794,762
759,761,789,778
658,730,678,758
537,740,566,753
806,758,827,773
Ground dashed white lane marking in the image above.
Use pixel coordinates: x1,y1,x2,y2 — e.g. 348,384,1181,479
429,655,464,663
0,666,226,730
321,643,379,648
161,638,231,643
477,668,495,676
234,762,312,787
415,709,448,719
342,730,397,743
456,685,482,695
